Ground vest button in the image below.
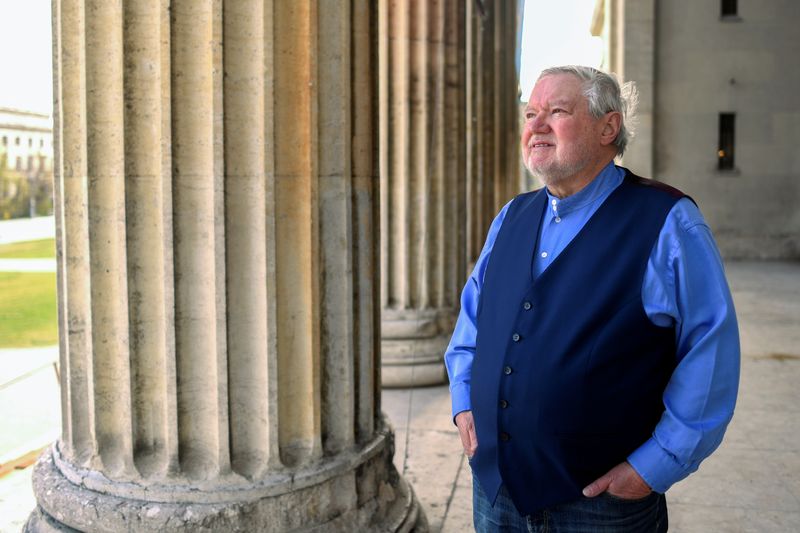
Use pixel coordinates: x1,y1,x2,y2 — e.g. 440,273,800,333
503,366,512,375
500,432,510,442
499,400,508,409
523,301,532,310
512,333,520,342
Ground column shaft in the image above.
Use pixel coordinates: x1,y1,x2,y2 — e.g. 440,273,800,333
86,0,134,477
223,0,272,478
466,0,521,269
379,0,467,387
318,0,357,457
57,0,94,465
171,0,223,480
353,0,379,441
274,0,322,467
124,0,177,478
29,1,426,531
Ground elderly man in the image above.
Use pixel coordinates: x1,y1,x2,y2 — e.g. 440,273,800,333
444,65,740,532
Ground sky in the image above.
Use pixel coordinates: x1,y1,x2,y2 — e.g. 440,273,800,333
520,0,603,101
0,0,600,114
0,0,53,114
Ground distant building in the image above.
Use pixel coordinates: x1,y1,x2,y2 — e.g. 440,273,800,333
592,0,799,259
0,107,54,218
0,107,53,175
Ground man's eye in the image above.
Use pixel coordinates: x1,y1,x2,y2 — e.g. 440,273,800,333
553,108,565,114
525,112,536,120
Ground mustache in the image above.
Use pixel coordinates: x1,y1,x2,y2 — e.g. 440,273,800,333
527,138,554,148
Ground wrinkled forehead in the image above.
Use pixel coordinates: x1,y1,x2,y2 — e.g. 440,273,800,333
528,73,586,108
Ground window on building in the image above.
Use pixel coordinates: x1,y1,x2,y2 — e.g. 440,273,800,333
15,137,20,146
15,157,22,170
721,0,737,17
718,113,735,171
39,138,44,148
2,136,6,146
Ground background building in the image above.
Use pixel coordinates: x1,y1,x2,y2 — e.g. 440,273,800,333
593,0,800,259
0,108,53,218
0,107,52,175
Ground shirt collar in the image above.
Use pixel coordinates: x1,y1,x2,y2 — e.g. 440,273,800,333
545,161,625,218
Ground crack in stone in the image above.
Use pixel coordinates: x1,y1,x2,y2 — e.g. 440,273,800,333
440,452,466,528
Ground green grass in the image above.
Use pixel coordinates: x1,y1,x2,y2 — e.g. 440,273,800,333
0,238,56,258
0,272,58,348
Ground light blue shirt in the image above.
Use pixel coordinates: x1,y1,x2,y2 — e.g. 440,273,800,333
444,162,740,493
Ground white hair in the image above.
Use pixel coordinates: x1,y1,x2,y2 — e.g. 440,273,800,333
538,65,639,156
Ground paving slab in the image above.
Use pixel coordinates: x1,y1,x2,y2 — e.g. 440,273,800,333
0,347,60,468
0,216,54,246
0,466,36,533
0,259,56,272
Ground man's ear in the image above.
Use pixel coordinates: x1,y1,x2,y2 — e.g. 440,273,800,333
599,111,622,146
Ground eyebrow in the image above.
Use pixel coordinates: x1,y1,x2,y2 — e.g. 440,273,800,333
525,98,575,113
548,98,574,108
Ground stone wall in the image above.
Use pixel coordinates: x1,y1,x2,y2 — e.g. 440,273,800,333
653,0,800,258
597,0,800,259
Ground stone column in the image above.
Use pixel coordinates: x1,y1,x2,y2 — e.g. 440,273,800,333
465,0,521,270
598,0,656,176
27,1,426,531
378,0,468,387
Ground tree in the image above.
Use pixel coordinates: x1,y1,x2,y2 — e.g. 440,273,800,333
0,150,54,219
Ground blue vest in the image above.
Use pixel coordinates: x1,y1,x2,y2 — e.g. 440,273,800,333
469,170,686,515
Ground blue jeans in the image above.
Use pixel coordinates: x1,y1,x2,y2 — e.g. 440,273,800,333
473,478,668,533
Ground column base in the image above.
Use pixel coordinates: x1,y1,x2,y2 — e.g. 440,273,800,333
381,309,455,388
26,428,428,532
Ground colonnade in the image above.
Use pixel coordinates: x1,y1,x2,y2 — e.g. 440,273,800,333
28,0,520,530
380,0,519,387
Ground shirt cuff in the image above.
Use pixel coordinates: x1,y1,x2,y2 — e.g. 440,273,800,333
627,437,695,494
449,382,472,422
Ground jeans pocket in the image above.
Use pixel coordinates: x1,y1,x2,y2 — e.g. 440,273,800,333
601,490,656,504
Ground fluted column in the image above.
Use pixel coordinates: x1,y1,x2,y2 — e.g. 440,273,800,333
27,1,426,531
379,0,467,387
466,0,521,268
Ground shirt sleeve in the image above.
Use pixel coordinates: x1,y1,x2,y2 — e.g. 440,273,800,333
627,197,741,493
445,201,511,420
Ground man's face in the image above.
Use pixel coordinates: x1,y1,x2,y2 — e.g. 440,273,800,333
521,73,606,188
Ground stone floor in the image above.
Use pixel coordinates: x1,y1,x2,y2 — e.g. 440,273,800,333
1,260,799,532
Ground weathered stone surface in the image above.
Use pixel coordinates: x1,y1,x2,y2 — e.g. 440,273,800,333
596,0,800,260
378,0,520,388
377,0,466,388
34,0,426,530
381,309,454,388
27,429,427,532
464,0,522,266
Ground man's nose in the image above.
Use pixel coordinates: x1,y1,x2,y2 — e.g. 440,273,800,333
531,114,549,133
